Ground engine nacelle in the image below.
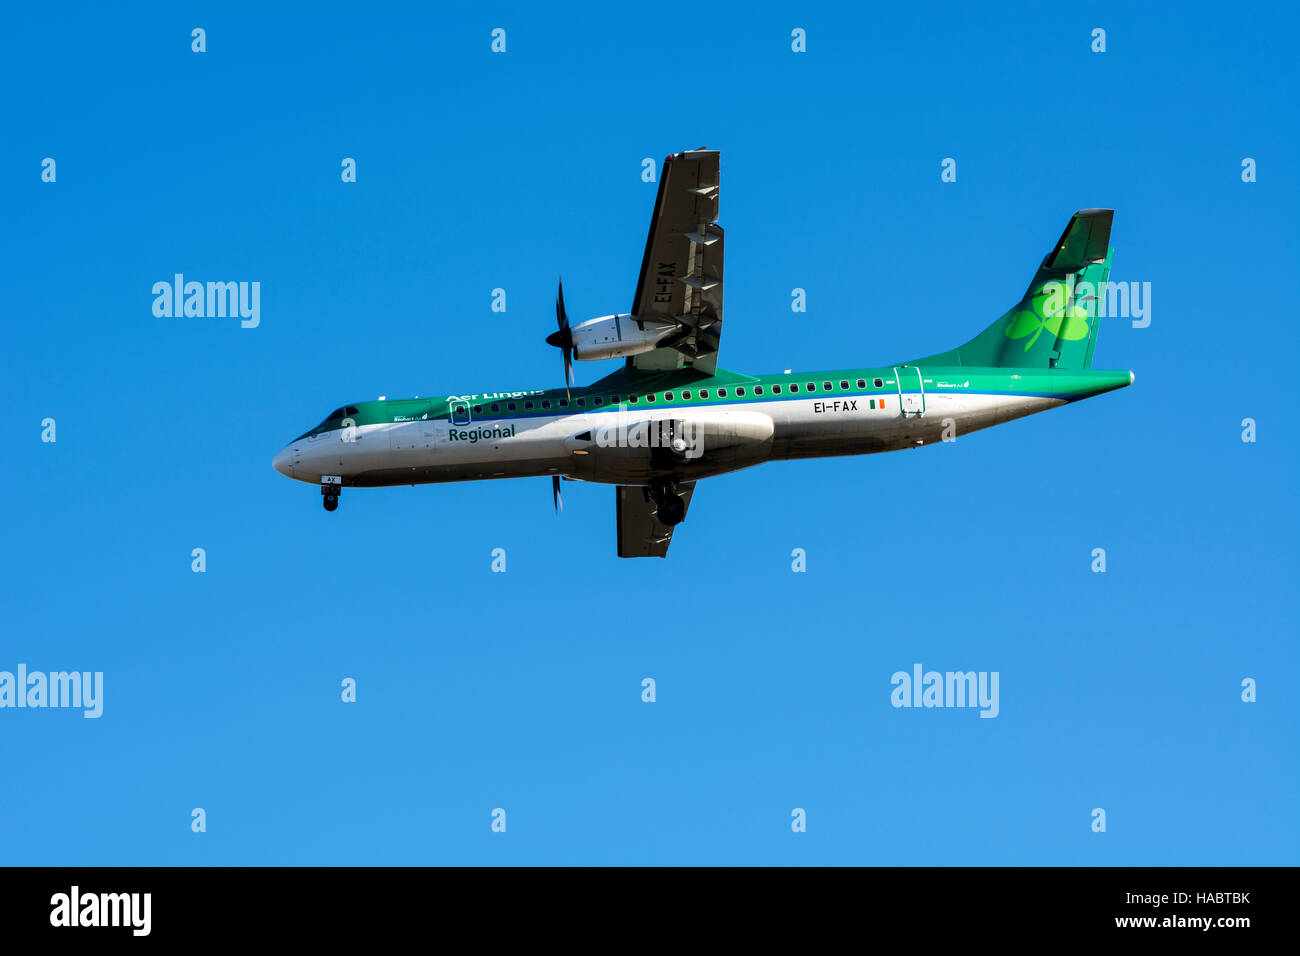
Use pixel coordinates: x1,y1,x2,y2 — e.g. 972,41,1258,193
569,314,681,361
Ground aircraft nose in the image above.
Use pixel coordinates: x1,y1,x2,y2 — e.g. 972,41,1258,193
273,444,296,478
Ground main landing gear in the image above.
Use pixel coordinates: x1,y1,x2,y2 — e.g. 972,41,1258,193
649,478,686,527
321,476,342,512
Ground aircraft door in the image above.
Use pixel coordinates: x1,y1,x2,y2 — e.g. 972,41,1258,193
449,398,472,427
893,366,925,416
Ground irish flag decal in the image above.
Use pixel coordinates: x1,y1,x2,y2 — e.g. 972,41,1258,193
869,398,886,410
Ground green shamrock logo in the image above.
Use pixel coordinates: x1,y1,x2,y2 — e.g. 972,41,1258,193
1004,285,1091,351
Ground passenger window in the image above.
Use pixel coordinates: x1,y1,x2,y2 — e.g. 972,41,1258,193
823,382,832,391
806,383,816,391
699,389,709,399
490,403,500,412
873,378,883,388
559,399,568,408
753,386,764,396
612,395,621,404
577,398,586,407
594,397,603,406
665,392,674,401
717,388,727,397
507,402,517,411
629,395,639,404
839,380,849,390
524,401,534,410
682,390,691,400
856,379,866,389
542,400,551,409
772,384,781,394
646,394,656,403
736,387,746,397
472,405,482,413
790,383,799,393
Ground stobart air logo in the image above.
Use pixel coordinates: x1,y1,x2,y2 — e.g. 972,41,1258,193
449,424,516,444
1004,281,1090,351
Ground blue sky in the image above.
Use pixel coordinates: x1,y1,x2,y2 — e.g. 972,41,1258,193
2,1,1296,865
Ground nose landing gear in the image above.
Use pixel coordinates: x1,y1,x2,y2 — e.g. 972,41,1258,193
321,476,343,512
648,478,686,527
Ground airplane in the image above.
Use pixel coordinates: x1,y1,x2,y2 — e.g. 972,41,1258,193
273,148,1133,557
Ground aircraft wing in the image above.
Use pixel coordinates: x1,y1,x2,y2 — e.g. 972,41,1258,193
628,149,723,375
615,481,696,558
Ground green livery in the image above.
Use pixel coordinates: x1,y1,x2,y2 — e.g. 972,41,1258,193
273,150,1132,557
912,209,1113,370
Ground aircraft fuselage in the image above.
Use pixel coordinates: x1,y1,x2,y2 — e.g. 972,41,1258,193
273,363,1132,489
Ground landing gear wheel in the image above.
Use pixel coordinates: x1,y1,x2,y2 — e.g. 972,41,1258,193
321,477,343,512
648,477,685,526
657,494,685,527
649,477,675,502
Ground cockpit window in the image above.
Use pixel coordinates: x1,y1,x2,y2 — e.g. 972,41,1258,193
313,406,354,433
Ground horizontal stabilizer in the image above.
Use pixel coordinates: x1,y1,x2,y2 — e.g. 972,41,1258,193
1046,209,1113,272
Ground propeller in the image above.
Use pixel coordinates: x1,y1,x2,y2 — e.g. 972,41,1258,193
545,278,574,398
546,280,573,512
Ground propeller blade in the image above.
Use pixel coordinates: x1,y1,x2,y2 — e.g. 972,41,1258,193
555,278,568,331
554,278,573,399
552,475,563,513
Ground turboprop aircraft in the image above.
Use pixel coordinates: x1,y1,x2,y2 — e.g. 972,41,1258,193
273,148,1133,557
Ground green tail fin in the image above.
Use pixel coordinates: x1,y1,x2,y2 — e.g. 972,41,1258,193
912,209,1114,370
